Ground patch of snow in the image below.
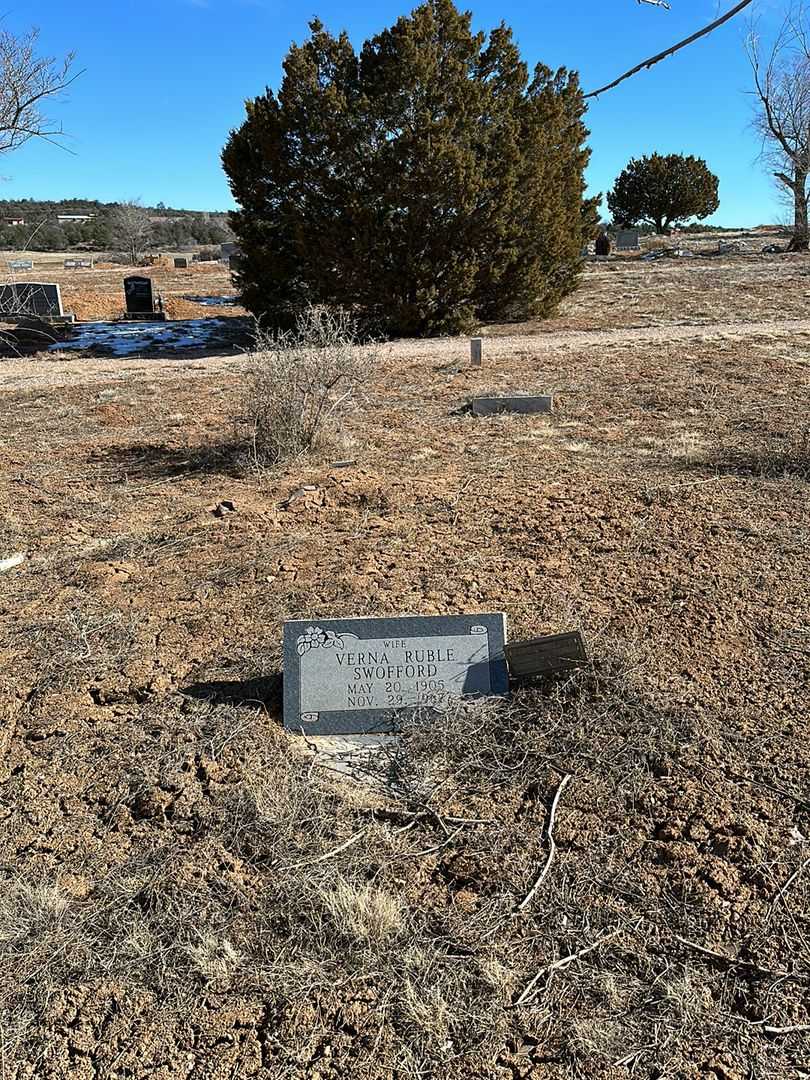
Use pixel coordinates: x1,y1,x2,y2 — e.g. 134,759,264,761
50,319,234,357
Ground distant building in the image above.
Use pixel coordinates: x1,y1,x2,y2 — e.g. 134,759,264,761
56,214,95,224
3,217,25,226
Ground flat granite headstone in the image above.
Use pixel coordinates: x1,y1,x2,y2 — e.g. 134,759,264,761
8,259,33,271
0,281,63,317
124,275,154,314
283,613,508,734
471,395,553,416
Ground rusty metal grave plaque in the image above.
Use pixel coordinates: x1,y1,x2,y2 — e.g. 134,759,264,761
504,632,588,680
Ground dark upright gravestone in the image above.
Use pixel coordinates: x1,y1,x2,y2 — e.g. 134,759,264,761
616,229,640,252
595,232,611,257
174,257,189,269
283,613,508,734
124,275,154,314
0,281,64,318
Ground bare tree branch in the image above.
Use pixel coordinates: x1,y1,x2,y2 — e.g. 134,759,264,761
110,201,154,265
585,0,755,98
746,6,810,249
0,27,80,155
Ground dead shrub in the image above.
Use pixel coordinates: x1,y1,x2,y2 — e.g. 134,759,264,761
237,306,373,464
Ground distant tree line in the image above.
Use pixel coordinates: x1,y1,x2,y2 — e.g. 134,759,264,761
0,199,233,252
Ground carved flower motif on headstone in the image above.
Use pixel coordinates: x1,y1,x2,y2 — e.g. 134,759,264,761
296,626,345,656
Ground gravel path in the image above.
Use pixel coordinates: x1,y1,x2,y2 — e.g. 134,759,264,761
3,315,810,391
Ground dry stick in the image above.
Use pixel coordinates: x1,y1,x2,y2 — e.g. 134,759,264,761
514,923,628,1006
516,773,573,913
772,856,810,911
759,1023,810,1035
279,827,368,872
585,0,755,98
392,825,464,861
673,934,801,981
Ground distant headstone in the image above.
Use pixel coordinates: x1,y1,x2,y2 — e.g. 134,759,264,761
470,395,553,416
64,258,94,269
595,232,611,256
8,259,33,271
283,613,508,734
228,254,243,271
470,337,482,367
174,257,190,269
0,281,64,318
504,632,588,680
616,229,640,252
124,275,155,314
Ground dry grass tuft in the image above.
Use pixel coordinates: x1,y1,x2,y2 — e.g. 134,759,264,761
707,423,810,480
235,306,373,465
320,880,405,945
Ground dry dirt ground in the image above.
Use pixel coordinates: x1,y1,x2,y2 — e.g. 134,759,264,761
1,256,245,323
1,253,809,1079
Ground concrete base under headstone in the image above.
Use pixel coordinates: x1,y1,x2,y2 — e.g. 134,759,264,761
298,733,399,787
121,312,167,322
471,395,553,416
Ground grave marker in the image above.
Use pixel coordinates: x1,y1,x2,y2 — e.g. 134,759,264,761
64,258,94,269
594,232,611,257
0,281,64,318
8,259,33,271
123,275,165,320
174,256,190,269
471,337,482,367
504,632,588,680
616,229,640,252
470,395,553,416
283,613,508,734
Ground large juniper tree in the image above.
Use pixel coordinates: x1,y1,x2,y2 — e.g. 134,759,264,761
222,0,595,337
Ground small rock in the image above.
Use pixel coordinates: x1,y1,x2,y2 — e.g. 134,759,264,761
0,552,24,574
282,485,320,509
211,500,237,518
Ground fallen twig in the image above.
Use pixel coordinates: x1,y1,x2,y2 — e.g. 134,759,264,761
768,856,810,923
516,773,572,913
279,827,368,871
514,923,628,1005
391,825,464,860
673,934,802,980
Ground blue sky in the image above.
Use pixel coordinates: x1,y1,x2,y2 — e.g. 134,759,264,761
2,0,786,225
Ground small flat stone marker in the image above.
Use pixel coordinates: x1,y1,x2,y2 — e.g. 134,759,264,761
471,337,482,366
471,395,553,416
504,631,587,680
283,613,508,734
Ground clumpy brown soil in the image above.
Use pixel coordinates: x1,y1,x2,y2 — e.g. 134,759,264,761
1,254,809,1079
